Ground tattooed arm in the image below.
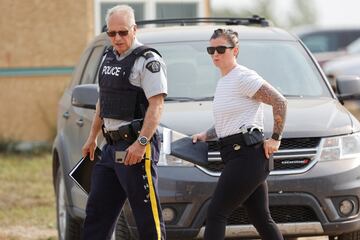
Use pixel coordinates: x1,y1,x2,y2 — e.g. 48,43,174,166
252,81,287,158
192,125,217,143
252,81,287,137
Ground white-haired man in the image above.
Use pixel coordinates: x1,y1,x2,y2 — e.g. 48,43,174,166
81,4,167,240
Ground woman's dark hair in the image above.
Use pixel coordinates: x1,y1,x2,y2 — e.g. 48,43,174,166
210,28,239,47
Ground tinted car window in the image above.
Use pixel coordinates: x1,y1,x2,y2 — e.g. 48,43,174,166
344,31,360,49
80,45,105,84
301,32,338,53
299,30,360,53
347,38,360,54
69,48,92,88
153,40,331,98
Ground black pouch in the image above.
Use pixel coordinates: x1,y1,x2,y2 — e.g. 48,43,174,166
113,125,135,143
242,130,264,146
129,119,143,139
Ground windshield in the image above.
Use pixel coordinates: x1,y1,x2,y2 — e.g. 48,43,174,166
152,40,331,99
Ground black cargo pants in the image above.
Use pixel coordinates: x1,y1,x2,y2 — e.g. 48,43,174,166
82,134,165,240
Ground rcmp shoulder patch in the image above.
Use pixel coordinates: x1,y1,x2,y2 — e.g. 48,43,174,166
146,60,161,73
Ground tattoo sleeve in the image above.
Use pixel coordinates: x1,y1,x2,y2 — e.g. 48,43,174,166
252,82,288,135
206,126,217,140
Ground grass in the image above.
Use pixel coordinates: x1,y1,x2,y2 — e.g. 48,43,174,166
0,153,57,240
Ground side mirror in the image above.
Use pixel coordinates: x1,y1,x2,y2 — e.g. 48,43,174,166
336,75,360,101
71,84,98,109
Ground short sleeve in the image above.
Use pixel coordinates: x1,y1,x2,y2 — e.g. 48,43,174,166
238,69,265,97
138,51,168,99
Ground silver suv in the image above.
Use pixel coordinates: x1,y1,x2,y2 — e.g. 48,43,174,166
53,17,360,239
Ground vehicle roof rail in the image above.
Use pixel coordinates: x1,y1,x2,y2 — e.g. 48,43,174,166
135,16,269,27
101,16,269,32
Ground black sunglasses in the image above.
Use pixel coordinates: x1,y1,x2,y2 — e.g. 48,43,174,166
206,45,234,55
106,30,129,37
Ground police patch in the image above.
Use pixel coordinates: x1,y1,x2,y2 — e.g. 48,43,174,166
146,60,161,73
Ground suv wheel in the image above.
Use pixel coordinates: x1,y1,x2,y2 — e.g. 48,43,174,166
56,167,81,240
337,231,360,240
115,210,137,240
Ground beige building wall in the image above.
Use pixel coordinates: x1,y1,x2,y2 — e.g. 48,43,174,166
0,0,93,68
0,0,94,142
0,75,70,141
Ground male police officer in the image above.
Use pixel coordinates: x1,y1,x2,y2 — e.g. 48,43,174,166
81,5,167,240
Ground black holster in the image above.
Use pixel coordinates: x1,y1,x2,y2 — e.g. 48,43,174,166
102,119,144,145
242,130,264,146
218,129,264,148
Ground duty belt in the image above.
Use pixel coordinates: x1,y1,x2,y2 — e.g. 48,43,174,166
218,128,263,148
102,119,143,144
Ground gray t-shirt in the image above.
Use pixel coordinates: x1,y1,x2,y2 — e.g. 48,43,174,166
102,39,167,131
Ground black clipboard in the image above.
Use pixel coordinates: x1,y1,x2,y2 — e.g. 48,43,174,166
170,137,208,166
69,147,102,194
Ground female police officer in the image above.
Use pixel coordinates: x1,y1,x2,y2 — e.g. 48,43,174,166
81,5,167,240
193,28,287,240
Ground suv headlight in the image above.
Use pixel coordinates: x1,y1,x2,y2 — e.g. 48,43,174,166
319,132,360,161
158,127,195,167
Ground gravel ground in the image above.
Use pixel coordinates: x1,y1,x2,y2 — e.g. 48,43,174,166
0,226,330,240
0,226,57,240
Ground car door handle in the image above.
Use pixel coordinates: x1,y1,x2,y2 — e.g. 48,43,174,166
76,118,84,127
62,111,70,119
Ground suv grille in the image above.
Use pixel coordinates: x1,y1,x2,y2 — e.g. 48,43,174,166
204,138,320,173
279,138,320,149
225,205,318,225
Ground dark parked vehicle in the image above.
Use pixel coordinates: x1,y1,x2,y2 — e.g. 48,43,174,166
322,38,360,123
323,37,360,83
294,27,360,67
53,17,360,239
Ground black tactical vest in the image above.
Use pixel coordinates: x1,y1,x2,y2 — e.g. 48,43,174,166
99,46,161,121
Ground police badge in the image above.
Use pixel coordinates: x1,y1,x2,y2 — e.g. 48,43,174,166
146,60,161,73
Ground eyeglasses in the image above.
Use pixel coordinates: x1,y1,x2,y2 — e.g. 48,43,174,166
106,30,129,37
206,45,234,55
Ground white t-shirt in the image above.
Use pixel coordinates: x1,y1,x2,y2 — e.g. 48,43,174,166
102,39,168,131
213,65,265,138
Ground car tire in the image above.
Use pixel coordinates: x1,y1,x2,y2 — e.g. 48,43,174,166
55,167,82,240
115,210,137,240
337,231,360,240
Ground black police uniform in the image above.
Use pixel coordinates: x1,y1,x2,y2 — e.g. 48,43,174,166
82,45,166,240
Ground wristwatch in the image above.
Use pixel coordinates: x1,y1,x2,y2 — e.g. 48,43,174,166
271,133,282,141
137,136,149,146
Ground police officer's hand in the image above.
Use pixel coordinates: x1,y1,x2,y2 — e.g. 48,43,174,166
124,142,146,165
192,132,207,143
263,138,281,159
82,139,97,161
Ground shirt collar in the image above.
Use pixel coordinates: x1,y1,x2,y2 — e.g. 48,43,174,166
113,38,143,60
